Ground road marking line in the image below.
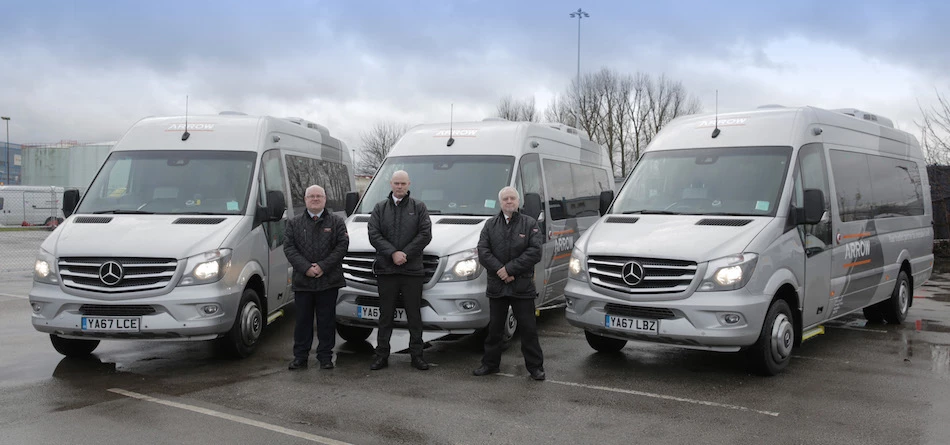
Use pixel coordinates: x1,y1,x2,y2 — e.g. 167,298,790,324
0,292,28,300
497,373,779,417
108,388,352,445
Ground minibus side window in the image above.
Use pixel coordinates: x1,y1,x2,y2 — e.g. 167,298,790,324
261,149,287,248
516,153,545,219
795,144,832,252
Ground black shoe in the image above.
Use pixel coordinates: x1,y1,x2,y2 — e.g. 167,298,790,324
370,356,389,371
472,365,500,376
529,368,546,381
319,362,335,370
288,359,308,370
410,356,430,371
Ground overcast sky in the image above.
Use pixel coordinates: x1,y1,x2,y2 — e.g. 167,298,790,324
1,0,948,151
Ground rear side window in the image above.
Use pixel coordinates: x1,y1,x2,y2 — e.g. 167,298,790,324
0,197,3,210
542,158,611,220
829,150,924,221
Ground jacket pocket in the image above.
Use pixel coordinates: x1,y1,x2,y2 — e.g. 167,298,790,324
487,277,504,295
512,275,534,294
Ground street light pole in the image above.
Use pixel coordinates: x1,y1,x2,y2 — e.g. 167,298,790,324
569,8,589,88
1,117,9,184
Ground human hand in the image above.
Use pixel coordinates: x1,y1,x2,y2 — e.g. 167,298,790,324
504,276,514,283
496,267,509,280
392,251,407,266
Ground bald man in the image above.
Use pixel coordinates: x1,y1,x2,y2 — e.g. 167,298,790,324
284,185,349,370
367,170,433,371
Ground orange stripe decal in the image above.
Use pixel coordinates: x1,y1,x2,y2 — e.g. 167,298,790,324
553,252,572,260
841,232,872,240
843,259,872,268
550,229,575,236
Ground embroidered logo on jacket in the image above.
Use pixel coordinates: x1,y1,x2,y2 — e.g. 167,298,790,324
324,228,332,232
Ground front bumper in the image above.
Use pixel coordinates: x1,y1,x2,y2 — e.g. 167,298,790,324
29,281,243,340
564,278,772,351
336,280,490,334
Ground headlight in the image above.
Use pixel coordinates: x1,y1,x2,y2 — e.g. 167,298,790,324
568,248,587,282
179,249,232,286
440,249,482,282
33,250,59,284
698,253,758,291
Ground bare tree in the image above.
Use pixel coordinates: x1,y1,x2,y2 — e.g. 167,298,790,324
624,74,702,173
919,88,950,165
358,121,410,175
544,94,576,126
496,95,539,122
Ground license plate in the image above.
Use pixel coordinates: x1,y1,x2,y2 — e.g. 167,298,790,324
81,317,141,332
357,306,407,322
605,315,658,335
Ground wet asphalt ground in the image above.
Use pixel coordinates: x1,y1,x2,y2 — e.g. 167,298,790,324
1,260,949,444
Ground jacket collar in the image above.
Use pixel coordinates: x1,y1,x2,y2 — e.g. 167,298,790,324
498,210,520,223
387,190,412,206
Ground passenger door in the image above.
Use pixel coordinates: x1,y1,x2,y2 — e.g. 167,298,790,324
514,153,552,305
260,149,292,310
796,144,834,328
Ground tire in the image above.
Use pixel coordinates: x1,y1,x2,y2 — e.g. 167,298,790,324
473,306,519,345
748,299,794,376
881,271,911,324
219,288,263,358
50,334,99,357
862,305,885,323
584,330,627,352
336,324,373,342
44,217,60,230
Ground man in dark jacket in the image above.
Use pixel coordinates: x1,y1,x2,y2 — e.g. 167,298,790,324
473,186,545,380
367,170,433,371
284,185,349,370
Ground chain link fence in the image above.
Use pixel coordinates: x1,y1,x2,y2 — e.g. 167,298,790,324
0,227,52,283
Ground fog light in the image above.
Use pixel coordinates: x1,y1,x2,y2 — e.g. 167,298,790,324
31,302,43,313
565,297,574,309
199,304,220,316
723,313,741,324
458,300,478,311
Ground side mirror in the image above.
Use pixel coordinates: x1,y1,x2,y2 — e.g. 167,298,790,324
795,189,824,225
266,190,287,222
522,193,543,221
345,191,359,216
599,190,615,216
63,188,81,218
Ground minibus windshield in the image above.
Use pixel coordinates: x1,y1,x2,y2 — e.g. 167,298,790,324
77,150,257,215
356,155,515,216
612,146,792,217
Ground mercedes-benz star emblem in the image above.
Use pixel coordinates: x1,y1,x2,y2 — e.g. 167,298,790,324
98,261,124,286
621,261,645,286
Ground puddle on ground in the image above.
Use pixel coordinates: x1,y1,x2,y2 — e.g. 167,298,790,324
900,332,950,378
924,293,950,303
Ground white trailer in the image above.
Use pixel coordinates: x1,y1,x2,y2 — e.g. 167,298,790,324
0,185,65,227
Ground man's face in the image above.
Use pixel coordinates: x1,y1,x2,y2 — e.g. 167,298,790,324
500,191,519,214
391,173,410,199
305,188,326,214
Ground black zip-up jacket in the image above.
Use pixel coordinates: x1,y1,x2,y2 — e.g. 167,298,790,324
477,210,543,298
367,191,433,276
283,209,349,292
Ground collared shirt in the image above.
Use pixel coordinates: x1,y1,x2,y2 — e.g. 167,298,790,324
307,209,325,220
392,195,402,206
503,212,512,224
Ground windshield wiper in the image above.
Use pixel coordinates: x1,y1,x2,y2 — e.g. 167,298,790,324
622,210,679,215
92,210,155,214
176,211,229,215
441,212,489,216
427,209,442,214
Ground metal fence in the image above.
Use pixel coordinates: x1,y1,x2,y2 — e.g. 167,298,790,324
0,227,52,281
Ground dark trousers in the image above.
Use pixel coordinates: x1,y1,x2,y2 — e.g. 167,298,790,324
482,296,544,372
375,274,425,358
293,288,339,363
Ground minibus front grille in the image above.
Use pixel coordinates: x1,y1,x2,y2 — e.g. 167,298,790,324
604,303,677,319
354,295,432,309
342,252,441,286
587,256,697,294
79,304,157,316
59,257,179,293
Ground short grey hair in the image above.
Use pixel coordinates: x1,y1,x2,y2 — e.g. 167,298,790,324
498,186,519,201
305,185,326,197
